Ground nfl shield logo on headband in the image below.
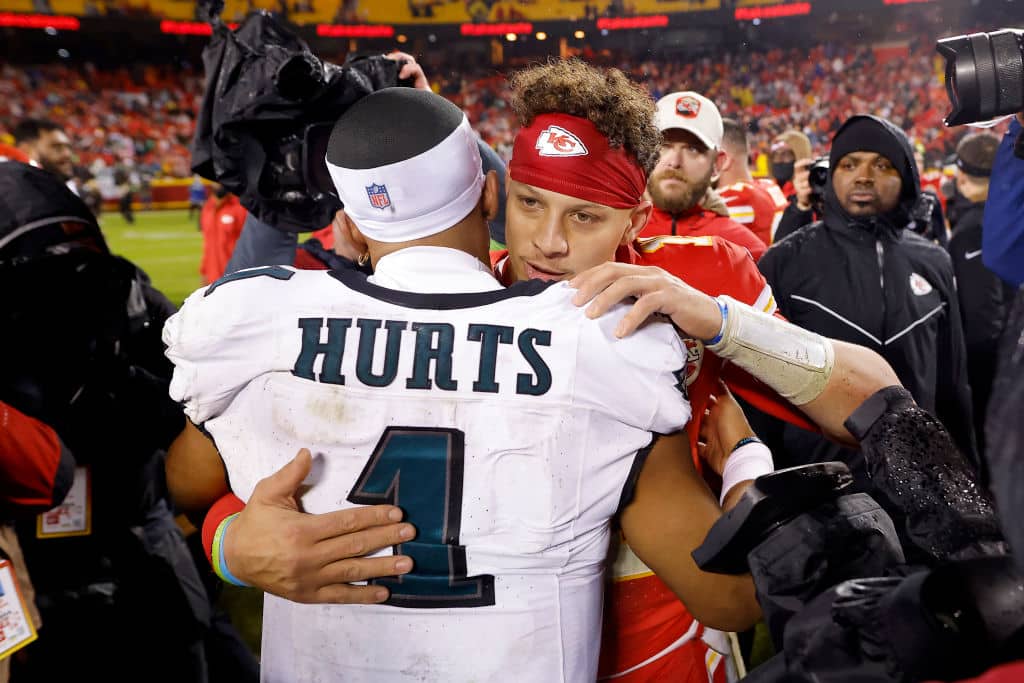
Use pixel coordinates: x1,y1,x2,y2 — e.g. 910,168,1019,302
366,183,391,210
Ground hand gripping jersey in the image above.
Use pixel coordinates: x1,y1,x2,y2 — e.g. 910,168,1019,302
164,256,690,683
720,180,786,247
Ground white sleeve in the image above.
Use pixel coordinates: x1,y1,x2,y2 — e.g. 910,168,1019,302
162,268,297,425
575,304,691,434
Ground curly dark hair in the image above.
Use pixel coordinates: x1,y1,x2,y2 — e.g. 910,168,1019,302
509,58,660,175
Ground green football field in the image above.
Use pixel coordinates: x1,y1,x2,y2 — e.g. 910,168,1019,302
99,209,205,308
99,209,507,308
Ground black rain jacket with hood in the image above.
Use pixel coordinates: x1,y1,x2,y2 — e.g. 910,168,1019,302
757,115,978,474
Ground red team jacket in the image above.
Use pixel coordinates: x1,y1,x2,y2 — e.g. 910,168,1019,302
639,205,767,261
720,180,788,247
199,194,248,285
0,400,72,511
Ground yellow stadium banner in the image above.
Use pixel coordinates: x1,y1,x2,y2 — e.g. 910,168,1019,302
362,0,720,25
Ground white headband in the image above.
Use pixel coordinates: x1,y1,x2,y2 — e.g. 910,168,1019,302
326,114,484,243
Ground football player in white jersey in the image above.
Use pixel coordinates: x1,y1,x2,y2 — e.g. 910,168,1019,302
164,88,764,682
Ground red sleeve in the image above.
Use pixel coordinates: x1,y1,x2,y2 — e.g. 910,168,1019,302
716,218,767,261
670,236,772,306
934,662,1024,683
749,186,777,247
670,239,818,432
201,492,246,567
723,364,816,431
0,400,75,509
216,206,247,280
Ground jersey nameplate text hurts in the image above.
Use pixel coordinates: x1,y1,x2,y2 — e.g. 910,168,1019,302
291,318,553,395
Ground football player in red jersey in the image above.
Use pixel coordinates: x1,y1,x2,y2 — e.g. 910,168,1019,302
717,118,786,246
487,59,884,682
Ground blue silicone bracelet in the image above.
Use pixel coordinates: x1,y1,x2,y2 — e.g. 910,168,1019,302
705,297,729,346
214,513,251,587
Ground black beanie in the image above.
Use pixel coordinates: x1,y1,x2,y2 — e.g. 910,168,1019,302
830,116,914,202
831,118,913,180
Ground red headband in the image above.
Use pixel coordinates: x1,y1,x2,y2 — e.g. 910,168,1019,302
508,113,646,209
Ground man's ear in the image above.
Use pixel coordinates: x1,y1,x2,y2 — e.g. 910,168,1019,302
716,149,732,176
622,201,654,245
481,170,499,221
714,149,730,178
332,208,369,261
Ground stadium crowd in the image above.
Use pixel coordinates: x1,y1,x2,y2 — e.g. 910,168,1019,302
0,34,969,190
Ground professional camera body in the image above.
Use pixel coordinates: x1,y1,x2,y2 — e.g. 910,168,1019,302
191,4,405,232
807,156,829,211
937,29,1024,126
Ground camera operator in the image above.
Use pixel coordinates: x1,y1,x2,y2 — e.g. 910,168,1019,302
757,114,977,483
0,161,253,682
947,132,1015,455
772,156,825,243
982,113,1024,288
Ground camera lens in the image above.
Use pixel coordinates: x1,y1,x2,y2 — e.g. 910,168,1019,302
937,29,1024,126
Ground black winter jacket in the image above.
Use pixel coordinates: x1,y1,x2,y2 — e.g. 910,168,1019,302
758,116,978,470
948,201,1016,453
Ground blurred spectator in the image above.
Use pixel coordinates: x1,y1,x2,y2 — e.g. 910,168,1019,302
74,165,103,217
756,115,977,484
113,162,136,224
188,175,207,221
717,117,786,246
199,184,247,285
641,91,767,260
12,118,75,187
769,129,812,197
948,132,1014,455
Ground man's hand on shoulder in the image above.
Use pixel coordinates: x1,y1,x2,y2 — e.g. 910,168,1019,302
225,448,416,604
569,262,723,340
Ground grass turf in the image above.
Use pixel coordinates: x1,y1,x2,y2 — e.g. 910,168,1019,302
99,209,508,309
99,209,205,308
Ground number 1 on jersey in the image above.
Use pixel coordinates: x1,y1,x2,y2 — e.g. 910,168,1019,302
348,427,495,608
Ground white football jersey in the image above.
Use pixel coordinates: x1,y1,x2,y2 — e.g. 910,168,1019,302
164,248,690,683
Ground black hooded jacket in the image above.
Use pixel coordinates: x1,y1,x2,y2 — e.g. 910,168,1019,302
948,200,1016,455
757,116,978,471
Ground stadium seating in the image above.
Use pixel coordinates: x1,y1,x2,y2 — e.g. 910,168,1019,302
0,35,976,185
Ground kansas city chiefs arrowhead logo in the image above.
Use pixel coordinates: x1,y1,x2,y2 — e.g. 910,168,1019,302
676,95,701,118
682,337,704,387
909,273,933,296
535,125,589,157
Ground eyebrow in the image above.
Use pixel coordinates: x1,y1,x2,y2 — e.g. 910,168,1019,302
513,186,607,213
840,153,885,164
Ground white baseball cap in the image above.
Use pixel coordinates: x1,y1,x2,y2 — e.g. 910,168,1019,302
654,91,723,150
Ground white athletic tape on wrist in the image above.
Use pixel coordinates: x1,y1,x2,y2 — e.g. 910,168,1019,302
706,295,835,406
719,442,774,507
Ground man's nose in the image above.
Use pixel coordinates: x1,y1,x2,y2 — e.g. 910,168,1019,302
534,215,569,257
